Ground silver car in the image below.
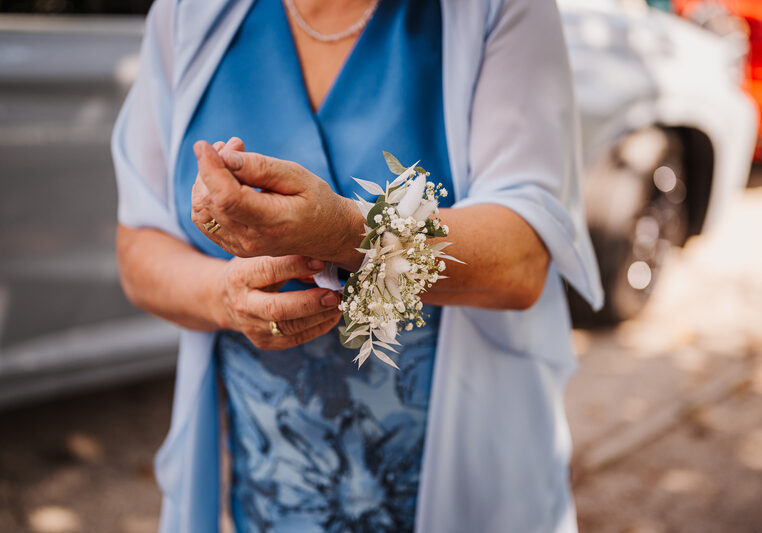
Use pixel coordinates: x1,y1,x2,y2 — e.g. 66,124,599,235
0,1,756,407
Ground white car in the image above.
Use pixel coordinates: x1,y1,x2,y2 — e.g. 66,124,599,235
0,0,755,406
561,0,757,322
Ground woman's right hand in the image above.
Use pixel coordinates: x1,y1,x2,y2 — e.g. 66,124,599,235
213,255,342,350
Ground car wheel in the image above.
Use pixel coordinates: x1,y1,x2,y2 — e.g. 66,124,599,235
569,128,689,326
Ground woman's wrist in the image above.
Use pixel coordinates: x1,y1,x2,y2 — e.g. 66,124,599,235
331,196,366,271
203,257,235,331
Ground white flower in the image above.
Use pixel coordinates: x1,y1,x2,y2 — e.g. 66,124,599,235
396,174,427,218
342,152,460,369
412,200,437,222
377,322,398,344
381,232,402,251
387,256,411,277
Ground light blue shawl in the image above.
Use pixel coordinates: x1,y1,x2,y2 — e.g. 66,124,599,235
111,0,603,531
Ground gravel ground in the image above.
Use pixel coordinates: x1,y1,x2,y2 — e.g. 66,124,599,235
571,178,762,532
0,378,171,533
575,385,762,533
1,175,760,533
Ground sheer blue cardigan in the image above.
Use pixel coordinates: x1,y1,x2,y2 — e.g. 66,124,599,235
111,0,603,531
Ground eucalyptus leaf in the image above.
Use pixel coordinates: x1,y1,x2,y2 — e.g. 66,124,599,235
382,151,406,174
339,325,367,349
359,228,378,249
424,219,448,238
366,201,390,227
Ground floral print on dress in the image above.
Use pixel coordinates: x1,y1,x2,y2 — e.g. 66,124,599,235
216,307,440,533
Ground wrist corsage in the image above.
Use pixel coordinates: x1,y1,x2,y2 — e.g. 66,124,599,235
339,151,461,369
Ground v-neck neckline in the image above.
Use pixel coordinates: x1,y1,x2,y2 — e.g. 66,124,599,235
276,0,385,117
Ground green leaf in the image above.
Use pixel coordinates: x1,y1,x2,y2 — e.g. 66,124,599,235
382,151,406,175
414,166,428,175
342,273,360,304
339,325,367,349
359,229,377,249
425,219,448,238
366,201,390,227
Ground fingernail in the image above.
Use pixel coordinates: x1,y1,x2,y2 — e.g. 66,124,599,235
222,151,243,170
308,259,324,270
321,291,339,307
193,141,203,158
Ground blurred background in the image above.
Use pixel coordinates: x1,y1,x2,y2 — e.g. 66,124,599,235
0,0,760,531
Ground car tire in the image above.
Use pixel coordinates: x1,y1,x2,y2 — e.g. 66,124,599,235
569,128,689,327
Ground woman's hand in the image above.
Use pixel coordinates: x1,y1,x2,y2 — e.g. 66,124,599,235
214,254,343,350
190,139,364,270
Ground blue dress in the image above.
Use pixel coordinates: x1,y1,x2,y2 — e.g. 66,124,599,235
174,0,453,531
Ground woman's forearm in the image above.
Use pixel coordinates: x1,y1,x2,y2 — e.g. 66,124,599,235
116,224,226,330
422,204,550,309
335,203,550,310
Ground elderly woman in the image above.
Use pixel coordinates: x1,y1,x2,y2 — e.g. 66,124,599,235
112,0,602,531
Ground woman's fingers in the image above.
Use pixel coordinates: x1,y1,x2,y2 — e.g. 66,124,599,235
219,150,305,195
277,309,342,336
271,312,342,349
247,255,325,288
194,141,259,219
216,137,244,153
193,141,244,207
194,140,272,226
190,179,216,228
190,139,251,251
224,136,245,152
190,176,247,244
249,286,340,322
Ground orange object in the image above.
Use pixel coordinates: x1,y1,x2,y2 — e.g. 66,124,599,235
675,0,762,160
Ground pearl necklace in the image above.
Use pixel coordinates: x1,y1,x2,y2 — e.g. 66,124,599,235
283,0,380,43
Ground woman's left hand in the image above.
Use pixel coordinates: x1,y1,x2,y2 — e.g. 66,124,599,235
190,139,363,269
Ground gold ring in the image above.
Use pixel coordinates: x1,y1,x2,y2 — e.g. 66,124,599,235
202,219,221,234
269,320,284,337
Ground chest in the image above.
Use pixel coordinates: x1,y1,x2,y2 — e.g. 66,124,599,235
174,0,454,259
282,1,364,112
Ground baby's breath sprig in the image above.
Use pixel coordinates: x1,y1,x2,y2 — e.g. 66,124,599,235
338,151,462,369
